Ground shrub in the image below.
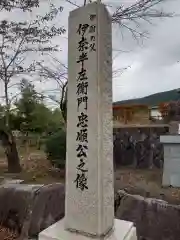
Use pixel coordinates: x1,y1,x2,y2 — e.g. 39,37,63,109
45,129,66,168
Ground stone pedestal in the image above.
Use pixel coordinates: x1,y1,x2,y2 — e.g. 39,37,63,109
160,135,180,187
39,219,137,240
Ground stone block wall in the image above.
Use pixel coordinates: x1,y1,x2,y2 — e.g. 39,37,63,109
0,183,65,239
115,190,180,240
1,182,180,240
113,126,169,169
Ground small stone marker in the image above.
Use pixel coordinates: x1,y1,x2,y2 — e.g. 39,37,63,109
160,135,180,187
39,2,137,240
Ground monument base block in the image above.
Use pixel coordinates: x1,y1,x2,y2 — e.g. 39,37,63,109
39,218,137,240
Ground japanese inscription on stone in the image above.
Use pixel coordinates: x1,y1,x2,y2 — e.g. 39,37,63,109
74,16,96,191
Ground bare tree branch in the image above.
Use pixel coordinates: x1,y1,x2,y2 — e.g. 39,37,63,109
37,56,68,121
111,0,173,41
63,0,173,41
64,0,80,7
113,66,131,78
111,0,172,22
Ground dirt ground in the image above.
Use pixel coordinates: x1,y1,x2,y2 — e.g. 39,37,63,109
0,148,64,184
115,167,180,205
1,148,180,205
0,227,19,240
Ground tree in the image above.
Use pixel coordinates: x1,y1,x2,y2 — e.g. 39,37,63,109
159,100,180,123
45,128,66,168
15,79,48,149
159,102,169,122
15,78,64,150
15,79,43,134
0,2,65,172
45,108,64,135
0,0,39,11
38,56,68,123
66,0,173,41
111,0,172,40
166,101,180,122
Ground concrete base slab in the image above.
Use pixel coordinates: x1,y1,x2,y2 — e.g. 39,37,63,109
39,218,137,240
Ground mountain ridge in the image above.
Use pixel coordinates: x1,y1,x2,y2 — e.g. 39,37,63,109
113,88,180,107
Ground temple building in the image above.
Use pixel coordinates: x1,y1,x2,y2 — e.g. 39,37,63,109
113,104,151,126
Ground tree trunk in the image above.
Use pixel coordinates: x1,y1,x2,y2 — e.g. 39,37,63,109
2,78,21,173
0,130,21,173
60,83,67,123
25,132,29,156
37,135,41,150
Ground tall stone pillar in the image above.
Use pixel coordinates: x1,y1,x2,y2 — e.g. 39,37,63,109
39,3,137,240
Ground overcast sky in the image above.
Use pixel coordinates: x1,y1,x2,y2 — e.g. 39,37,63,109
111,0,180,102
51,0,180,102
0,0,180,105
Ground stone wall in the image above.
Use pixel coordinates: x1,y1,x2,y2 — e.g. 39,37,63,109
2,182,180,240
0,183,65,239
115,190,180,240
113,126,169,169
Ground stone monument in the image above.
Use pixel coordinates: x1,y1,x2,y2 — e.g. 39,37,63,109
161,120,180,187
160,134,180,187
39,2,137,240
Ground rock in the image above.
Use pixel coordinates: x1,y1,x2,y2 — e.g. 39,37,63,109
115,190,180,240
1,179,24,185
0,183,65,239
29,183,65,237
